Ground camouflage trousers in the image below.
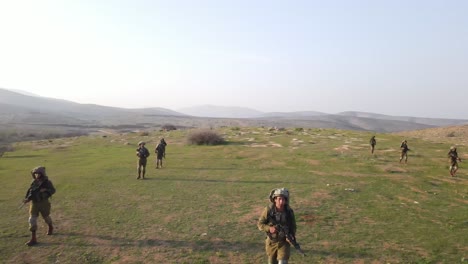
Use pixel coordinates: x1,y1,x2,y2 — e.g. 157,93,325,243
265,237,290,263
29,199,52,232
137,158,147,175
450,161,459,171
400,151,408,162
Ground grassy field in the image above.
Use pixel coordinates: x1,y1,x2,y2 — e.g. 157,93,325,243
0,127,467,264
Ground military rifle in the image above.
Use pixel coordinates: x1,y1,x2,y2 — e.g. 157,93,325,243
274,224,306,256
18,201,26,209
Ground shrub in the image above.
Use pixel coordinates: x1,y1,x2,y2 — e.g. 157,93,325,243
446,131,456,137
187,130,225,145
140,131,149,136
162,124,177,131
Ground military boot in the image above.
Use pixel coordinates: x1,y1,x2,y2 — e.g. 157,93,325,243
25,231,37,246
47,224,54,235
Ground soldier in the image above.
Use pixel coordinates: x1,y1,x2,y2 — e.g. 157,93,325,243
136,141,150,179
448,146,462,177
258,188,297,264
155,138,167,169
370,136,376,154
399,140,410,163
22,166,56,246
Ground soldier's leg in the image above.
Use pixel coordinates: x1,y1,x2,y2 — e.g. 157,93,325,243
266,239,279,264
39,201,53,235
142,165,146,179
26,203,39,246
405,153,408,163
452,164,458,176
137,162,142,179
276,242,290,264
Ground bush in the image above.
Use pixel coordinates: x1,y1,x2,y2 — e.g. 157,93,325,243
139,131,149,136
446,131,456,137
187,130,225,145
162,124,177,131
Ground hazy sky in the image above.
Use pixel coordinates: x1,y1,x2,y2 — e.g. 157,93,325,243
1,1,467,119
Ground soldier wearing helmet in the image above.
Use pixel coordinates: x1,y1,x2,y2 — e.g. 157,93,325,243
399,140,410,163
22,166,56,246
136,141,150,179
155,138,167,169
448,146,462,177
257,188,297,264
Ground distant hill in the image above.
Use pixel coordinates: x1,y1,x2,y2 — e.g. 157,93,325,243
1,88,468,134
338,111,468,127
0,88,186,125
259,111,327,118
177,105,264,118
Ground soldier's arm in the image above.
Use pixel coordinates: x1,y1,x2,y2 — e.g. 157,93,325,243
257,207,271,232
290,208,297,236
40,181,56,197
24,187,32,202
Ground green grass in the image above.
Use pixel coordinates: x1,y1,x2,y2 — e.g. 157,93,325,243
0,128,467,263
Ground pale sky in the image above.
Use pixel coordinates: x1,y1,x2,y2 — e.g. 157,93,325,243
1,1,467,119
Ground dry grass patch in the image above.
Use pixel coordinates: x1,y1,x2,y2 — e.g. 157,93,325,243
307,159,320,166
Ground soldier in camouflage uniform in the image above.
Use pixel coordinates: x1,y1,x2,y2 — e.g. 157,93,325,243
370,136,376,154
399,140,410,163
448,146,462,177
155,138,167,169
136,141,150,179
23,166,56,246
257,188,297,264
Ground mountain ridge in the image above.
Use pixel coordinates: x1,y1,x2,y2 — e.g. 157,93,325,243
1,88,467,132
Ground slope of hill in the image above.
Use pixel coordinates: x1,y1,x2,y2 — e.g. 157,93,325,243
259,110,327,117
395,124,468,146
0,88,186,124
1,88,467,134
339,111,468,127
177,104,264,118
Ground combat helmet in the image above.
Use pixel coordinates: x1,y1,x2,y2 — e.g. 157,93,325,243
138,141,146,146
269,188,289,203
31,166,46,178
450,146,457,151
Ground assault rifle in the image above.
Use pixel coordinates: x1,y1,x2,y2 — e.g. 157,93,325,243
272,224,306,256
137,148,146,158
23,181,42,204
18,200,26,209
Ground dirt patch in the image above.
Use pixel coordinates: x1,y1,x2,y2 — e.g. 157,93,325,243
396,196,421,205
307,159,320,166
302,214,317,227
382,148,397,152
248,142,282,148
239,205,264,224
340,171,368,177
334,145,350,152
